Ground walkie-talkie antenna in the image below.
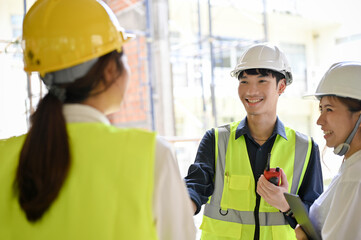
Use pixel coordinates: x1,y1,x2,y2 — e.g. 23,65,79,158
266,153,271,171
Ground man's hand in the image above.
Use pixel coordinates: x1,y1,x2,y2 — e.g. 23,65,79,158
256,168,290,212
295,224,309,240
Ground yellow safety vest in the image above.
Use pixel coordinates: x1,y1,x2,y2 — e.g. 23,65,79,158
200,121,312,240
0,122,158,240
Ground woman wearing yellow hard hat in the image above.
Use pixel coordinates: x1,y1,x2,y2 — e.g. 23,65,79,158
293,62,361,239
0,0,196,239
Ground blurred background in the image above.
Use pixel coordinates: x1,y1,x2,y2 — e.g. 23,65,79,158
1,0,360,235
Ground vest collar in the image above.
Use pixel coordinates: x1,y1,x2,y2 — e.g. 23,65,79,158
235,117,288,141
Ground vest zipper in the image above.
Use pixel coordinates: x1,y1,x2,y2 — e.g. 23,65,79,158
254,193,261,240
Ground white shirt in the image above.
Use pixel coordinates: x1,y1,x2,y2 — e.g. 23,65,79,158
309,149,361,240
63,104,196,240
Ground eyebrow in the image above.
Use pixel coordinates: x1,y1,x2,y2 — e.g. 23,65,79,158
240,75,268,79
320,104,333,108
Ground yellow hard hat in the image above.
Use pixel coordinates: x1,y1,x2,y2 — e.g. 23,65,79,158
22,0,134,76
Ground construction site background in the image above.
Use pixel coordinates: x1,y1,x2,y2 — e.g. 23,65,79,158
1,0,361,236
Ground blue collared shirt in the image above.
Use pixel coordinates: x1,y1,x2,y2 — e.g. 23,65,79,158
185,117,323,229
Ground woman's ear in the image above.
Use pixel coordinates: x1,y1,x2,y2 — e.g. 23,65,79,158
103,59,118,84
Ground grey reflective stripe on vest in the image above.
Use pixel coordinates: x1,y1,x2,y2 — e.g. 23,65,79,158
209,125,230,206
204,202,288,225
204,125,309,226
291,131,310,194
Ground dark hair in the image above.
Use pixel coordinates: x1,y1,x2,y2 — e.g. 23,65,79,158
238,68,286,85
15,50,124,222
337,97,361,113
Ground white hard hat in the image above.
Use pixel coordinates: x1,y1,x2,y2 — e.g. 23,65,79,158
310,61,361,157
312,61,361,101
230,43,293,85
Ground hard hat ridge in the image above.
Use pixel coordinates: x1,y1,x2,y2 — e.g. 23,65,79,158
230,43,293,85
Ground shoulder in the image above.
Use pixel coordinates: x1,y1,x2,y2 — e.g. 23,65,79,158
68,123,156,141
0,134,26,151
342,154,361,182
155,136,174,156
286,127,316,144
0,135,26,171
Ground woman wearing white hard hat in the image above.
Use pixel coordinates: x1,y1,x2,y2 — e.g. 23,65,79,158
295,61,361,239
0,0,196,239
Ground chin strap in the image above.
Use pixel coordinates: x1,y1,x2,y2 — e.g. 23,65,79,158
334,113,361,156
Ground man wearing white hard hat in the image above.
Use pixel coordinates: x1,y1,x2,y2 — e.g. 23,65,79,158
294,62,361,240
185,43,323,239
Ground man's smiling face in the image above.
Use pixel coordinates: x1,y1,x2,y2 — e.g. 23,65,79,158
238,71,286,117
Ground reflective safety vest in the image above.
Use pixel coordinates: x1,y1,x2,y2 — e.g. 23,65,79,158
0,122,158,240
200,121,312,240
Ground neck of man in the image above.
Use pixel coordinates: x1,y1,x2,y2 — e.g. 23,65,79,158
247,113,277,142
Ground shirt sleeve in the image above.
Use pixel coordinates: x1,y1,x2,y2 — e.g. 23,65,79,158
184,129,215,215
285,138,324,228
153,137,197,240
321,180,361,239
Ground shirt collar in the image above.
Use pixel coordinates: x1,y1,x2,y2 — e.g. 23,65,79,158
340,149,361,173
62,104,110,125
235,116,287,141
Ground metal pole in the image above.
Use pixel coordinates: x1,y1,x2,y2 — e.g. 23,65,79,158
145,0,156,130
262,0,269,42
23,0,34,128
208,0,217,126
197,0,207,129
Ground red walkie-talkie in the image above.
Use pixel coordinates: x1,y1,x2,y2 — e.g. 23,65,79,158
263,153,281,186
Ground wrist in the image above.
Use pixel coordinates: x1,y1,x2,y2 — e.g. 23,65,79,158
280,199,290,213
282,208,293,217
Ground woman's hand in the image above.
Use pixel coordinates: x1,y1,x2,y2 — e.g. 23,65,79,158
295,224,309,240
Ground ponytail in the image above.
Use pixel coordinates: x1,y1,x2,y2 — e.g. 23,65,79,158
16,93,70,222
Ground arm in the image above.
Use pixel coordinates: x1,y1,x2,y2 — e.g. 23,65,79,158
295,224,309,240
153,137,196,240
184,129,216,215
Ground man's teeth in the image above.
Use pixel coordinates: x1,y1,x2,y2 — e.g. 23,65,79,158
248,99,261,103
324,130,333,135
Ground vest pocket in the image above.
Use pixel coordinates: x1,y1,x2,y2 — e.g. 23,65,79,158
223,175,251,211
200,215,242,239
229,175,250,190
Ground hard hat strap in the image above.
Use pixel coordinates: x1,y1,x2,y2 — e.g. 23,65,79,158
334,114,361,156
